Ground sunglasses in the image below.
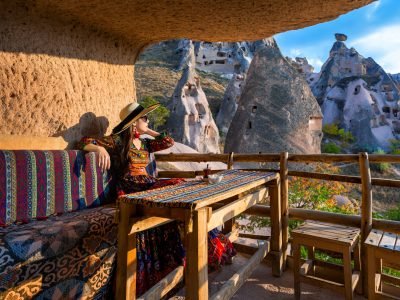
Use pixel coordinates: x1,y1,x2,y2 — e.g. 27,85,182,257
140,115,149,122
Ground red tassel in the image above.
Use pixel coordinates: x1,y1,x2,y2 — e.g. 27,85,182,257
133,129,140,139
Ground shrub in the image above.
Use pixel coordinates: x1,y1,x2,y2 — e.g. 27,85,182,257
338,128,354,143
371,148,391,173
322,123,340,136
239,164,356,234
139,96,170,130
389,139,400,154
322,142,341,154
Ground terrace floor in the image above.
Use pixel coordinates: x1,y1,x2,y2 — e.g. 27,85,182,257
171,250,366,300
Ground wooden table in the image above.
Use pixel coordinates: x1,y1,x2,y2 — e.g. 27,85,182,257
292,221,361,300
115,169,281,300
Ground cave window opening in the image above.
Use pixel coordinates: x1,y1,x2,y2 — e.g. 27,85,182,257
252,106,257,113
354,85,361,95
215,60,225,64
202,55,206,59
188,114,196,125
382,106,390,114
217,52,226,57
248,121,252,129
205,126,210,136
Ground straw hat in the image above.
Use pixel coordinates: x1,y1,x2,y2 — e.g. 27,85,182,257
112,102,160,134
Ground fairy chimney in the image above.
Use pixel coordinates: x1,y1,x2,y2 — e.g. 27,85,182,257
167,49,220,153
225,40,323,154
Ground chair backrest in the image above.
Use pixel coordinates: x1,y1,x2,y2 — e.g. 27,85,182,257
0,150,115,226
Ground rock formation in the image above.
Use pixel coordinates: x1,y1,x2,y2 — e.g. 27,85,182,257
316,34,400,151
195,42,254,74
216,73,246,135
167,49,220,153
176,39,194,71
215,38,275,135
391,73,400,90
224,40,323,154
0,0,373,143
156,142,226,171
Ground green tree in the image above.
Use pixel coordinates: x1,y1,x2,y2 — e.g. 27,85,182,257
322,142,341,154
322,124,339,136
338,128,354,143
139,96,170,130
389,139,400,155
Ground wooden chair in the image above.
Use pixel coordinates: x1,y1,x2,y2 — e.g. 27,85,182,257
366,229,400,299
292,220,361,300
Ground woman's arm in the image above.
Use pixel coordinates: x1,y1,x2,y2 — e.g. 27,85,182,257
78,136,115,172
145,128,161,138
143,130,174,153
83,144,111,172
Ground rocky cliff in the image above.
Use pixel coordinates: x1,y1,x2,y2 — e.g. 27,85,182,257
316,34,400,151
167,47,220,153
215,39,275,135
215,73,246,135
224,40,322,154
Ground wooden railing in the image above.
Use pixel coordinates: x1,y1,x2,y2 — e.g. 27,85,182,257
155,151,400,294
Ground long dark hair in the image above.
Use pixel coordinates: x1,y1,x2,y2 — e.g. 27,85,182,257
111,127,132,179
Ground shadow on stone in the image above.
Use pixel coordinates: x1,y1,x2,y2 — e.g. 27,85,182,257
53,112,109,149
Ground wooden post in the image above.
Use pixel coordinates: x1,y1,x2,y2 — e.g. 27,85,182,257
185,208,209,300
280,152,289,270
269,177,283,276
116,202,138,300
359,152,372,296
227,152,234,170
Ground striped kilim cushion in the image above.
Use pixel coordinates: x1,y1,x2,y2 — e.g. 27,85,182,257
119,170,276,209
0,150,114,226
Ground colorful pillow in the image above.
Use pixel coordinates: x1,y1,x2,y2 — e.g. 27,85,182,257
0,150,115,226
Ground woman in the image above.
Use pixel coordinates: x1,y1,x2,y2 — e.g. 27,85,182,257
79,102,236,296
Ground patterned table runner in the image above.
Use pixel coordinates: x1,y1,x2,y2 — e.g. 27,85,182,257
118,170,277,209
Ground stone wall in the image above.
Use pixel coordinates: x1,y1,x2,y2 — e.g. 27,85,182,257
0,2,137,147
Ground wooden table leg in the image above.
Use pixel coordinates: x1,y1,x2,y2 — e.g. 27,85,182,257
116,202,137,300
343,247,353,300
185,208,209,300
353,240,362,294
292,241,301,300
367,247,377,300
269,178,283,277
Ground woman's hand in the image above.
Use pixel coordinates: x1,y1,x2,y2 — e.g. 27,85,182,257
97,146,111,172
144,128,161,138
82,143,111,173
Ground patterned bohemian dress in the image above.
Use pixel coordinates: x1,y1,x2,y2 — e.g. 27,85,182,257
79,133,236,296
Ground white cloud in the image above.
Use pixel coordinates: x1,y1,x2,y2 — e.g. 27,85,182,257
307,58,324,70
350,24,400,73
290,48,302,57
365,1,381,20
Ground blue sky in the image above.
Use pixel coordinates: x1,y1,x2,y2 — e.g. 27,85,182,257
275,0,400,74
